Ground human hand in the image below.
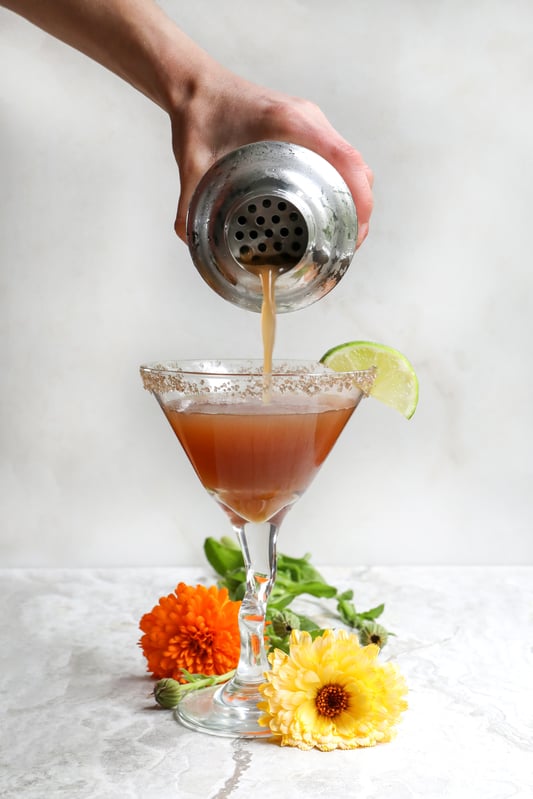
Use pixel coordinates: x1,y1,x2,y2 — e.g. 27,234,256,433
1,1,371,249
170,66,373,249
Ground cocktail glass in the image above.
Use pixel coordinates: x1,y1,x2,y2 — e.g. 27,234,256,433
140,359,375,738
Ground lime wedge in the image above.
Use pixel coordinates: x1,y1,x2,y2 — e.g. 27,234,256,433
320,341,419,419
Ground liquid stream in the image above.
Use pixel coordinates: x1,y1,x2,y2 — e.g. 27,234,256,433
259,267,276,397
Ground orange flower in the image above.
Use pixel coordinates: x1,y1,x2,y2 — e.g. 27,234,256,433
139,583,241,681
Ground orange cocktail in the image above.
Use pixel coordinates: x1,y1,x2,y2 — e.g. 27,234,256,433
164,394,355,524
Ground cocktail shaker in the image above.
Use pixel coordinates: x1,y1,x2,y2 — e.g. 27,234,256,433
186,141,358,313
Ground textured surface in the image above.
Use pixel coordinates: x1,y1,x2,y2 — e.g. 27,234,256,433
2,566,532,798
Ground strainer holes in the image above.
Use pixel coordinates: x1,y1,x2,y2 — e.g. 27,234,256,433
289,212,299,222
264,229,273,238
240,245,251,257
249,230,258,240
258,243,267,253
294,226,304,236
262,199,272,208
256,216,265,225
280,227,289,237
291,241,301,252
247,203,257,213
271,214,280,224
235,230,245,241
277,201,287,211
237,216,247,225
273,242,283,252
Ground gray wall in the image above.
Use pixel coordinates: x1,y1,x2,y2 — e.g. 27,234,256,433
1,1,532,566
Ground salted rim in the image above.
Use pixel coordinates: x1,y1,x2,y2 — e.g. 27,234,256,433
139,359,376,397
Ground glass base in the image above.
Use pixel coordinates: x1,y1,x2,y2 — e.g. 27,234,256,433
174,681,272,739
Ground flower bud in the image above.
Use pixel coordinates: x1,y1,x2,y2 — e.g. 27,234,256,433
154,678,184,709
358,621,389,650
271,609,300,638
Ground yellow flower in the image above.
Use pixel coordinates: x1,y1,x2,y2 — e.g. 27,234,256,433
258,628,407,751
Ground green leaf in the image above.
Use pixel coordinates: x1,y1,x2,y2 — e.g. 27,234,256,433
279,580,337,599
337,589,354,601
356,603,385,621
269,580,337,612
277,553,326,584
296,614,321,632
265,632,291,654
219,536,241,551
204,537,244,577
201,537,393,650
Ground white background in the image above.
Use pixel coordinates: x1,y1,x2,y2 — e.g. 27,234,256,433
1,0,532,567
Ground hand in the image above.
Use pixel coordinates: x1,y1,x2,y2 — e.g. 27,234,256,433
1,1,373,248
170,66,373,248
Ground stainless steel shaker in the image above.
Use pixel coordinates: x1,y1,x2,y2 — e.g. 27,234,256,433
186,141,358,313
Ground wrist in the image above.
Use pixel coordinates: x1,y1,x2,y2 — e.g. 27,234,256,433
149,20,219,115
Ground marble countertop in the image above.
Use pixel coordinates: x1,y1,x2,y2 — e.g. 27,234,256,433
1,566,532,798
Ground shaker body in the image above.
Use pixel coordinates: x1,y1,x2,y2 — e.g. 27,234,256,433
186,141,358,313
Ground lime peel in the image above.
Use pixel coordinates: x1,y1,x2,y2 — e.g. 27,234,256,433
320,340,419,419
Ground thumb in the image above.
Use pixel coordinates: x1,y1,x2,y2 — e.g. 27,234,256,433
174,172,197,242
172,136,221,243
173,153,211,243
174,198,188,243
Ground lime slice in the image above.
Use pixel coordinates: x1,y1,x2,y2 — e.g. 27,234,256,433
320,341,419,419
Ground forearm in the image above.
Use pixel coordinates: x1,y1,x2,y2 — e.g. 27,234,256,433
1,0,214,112
3,0,373,244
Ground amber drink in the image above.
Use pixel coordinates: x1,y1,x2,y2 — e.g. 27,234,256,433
164,394,355,525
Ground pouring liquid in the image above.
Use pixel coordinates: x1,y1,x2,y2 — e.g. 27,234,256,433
259,267,277,393
241,261,281,399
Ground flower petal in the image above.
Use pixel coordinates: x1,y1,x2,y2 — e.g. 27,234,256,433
258,628,407,751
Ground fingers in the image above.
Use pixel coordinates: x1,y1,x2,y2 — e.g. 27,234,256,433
324,151,373,249
174,198,187,242
320,157,372,248
274,105,374,249
171,92,375,250
348,163,373,249
173,150,212,243
357,221,369,248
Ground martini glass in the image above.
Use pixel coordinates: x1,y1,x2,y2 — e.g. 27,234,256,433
140,359,375,738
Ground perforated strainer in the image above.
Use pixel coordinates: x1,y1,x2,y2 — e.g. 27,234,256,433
186,141,358,313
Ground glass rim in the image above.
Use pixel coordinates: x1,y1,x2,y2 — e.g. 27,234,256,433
139,359,376,398
139,358,376,379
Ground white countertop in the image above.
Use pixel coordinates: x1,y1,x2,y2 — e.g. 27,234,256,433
1,566,532,798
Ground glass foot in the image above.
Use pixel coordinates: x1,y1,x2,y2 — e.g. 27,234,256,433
174,681,271,738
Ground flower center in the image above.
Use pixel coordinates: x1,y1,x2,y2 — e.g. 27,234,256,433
187,629,213,655
315,683,349,718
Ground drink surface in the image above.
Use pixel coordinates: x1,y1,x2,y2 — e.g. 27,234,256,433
164,394,355,523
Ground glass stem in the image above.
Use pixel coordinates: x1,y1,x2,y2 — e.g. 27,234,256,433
231,520,279,687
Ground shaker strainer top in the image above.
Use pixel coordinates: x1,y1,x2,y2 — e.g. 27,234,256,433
227,195,309,271
186,141,357,313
